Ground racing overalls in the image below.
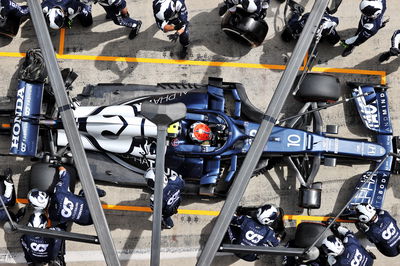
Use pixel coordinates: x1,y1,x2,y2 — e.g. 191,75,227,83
20,226,65,264
96,0,140,29
224,0,266,18
153,0,189,47
287,11,340,44
42,0,92,27
48,168,93,225
343,0,386,48
0,0,28,21
150,174,185,228
357,210,400,257
329,231,374,266
227,215,280,262
0,179,15,221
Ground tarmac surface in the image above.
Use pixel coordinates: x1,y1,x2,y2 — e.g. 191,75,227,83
0,0,400,265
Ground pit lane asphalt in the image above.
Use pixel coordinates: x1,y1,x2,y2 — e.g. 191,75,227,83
0,0,400,265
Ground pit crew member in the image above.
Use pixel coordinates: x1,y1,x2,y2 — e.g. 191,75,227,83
145,168,185,229
321,225,375,266
0,0,28,21
379,30,400,62
153,0,190,59
225,204,282,262
20,212,66,265
340,0,387,57
281,3,340,45
80,0,141,39
42,0,92,30
0,168,16,221
355,203,400,257
218,0,270,20
29,166,106,226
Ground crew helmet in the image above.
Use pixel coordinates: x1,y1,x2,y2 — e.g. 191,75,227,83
28,189,49,210
355,203,377,223
144,168,168,189
256,204,278,225
189,122,213,143
359,0,383,18
321,235,345,256
27,212,48,228
46,7,65,30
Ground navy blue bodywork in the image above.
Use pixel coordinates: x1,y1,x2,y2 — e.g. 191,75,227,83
9,79,396,211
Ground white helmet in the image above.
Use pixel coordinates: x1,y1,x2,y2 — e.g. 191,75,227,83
144,168,168,189
359,0,383,18
256,204,278,225
46,7,65,30
355,203,377,223
321,236,345,256
28,189,49,210
27,212,48,229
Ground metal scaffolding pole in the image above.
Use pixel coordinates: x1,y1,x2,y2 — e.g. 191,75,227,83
26,0,120,264
141,102,186,266
196,1,329,265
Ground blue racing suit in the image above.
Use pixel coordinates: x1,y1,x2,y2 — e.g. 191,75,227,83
227,215,280,262
287,11,339,44
357,210,400,257
42,0,92,27
330,231,374,266
153,0,189,47
343,0,386,47
20,226,64,264
224,0,266,18
0,180,15,221
150,174,185,226
0,0,28,20
48,168,93,225
97,0,139,29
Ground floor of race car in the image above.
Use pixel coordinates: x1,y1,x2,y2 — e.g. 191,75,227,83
0,0,400,265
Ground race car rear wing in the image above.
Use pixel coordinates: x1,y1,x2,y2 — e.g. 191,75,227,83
9,80,43,156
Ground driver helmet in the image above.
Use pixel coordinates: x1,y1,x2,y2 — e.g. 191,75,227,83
144,168,168,190
355,203,377,223
46,7,65,30
359,0,383,19
256,204,278,225
28,189,49,211
27,212,48,228
189,122,213,143
321,235,345,256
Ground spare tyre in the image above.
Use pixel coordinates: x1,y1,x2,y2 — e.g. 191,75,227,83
295,73,341,103
221,7,268,47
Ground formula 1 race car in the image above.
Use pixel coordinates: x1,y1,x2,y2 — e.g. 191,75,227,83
1,51,398,214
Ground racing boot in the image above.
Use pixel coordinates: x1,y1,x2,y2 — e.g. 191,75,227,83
129,20,142,40
340,40,354,57
378,51,391,62
288,0,304,15
179,45,189,59
161,216,174,229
